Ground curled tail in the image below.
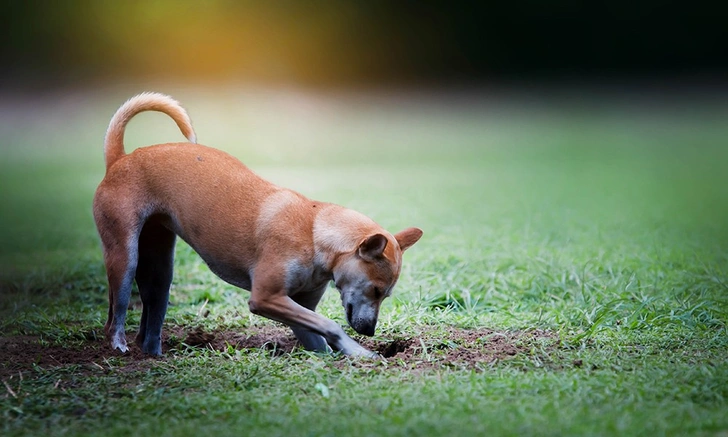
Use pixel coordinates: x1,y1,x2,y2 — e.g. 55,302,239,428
104,92,197,171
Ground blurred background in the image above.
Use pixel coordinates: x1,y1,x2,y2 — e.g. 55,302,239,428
2,0,726,90
1,0,727,284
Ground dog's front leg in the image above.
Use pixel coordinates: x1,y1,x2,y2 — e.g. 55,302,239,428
290,286,330,353
248,287,377,358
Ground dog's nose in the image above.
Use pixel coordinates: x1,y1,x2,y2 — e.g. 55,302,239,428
355,322,376,337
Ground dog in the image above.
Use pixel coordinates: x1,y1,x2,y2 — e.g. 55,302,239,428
93,92,422,358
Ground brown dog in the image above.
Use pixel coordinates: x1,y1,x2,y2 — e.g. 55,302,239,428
93,92,422,357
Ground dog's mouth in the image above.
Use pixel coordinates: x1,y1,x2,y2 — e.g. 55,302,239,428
344,300,377,336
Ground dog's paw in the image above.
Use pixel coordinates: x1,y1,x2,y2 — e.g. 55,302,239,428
368,351,383,360
111,338,129,354
345,346,381,360
113,344,129,354
141,339,163,357
358,351,382,360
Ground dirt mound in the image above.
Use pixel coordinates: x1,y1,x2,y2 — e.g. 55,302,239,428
362,327,555,370
177,325,299,356
0,334,166,379
0,325,558,378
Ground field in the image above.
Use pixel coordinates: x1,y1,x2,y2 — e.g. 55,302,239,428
1,86,727,436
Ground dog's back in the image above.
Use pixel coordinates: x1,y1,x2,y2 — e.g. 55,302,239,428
95,95,298,285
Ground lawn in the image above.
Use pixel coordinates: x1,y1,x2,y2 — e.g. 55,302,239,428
1,86,727,436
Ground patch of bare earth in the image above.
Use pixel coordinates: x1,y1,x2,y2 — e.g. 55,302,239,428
362,327,558,371
0,325,558,378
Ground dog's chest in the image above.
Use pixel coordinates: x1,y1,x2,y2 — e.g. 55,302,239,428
285,260,331,296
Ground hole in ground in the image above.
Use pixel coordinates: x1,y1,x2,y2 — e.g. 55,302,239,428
377,338,413,358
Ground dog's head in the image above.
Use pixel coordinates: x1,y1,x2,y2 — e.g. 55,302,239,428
332,227,423,336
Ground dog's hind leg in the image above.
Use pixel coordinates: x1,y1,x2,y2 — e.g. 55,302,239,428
290,285,330,353
134,218,176,356
99,229,140,354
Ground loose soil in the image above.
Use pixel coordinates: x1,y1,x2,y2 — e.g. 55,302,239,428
0,325,559,378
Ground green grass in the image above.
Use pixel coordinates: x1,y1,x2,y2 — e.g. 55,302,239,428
1,87,727,436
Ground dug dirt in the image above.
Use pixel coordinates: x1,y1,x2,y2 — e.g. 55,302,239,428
0,325,558,378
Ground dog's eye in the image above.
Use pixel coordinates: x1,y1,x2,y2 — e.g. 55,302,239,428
373,287,383,299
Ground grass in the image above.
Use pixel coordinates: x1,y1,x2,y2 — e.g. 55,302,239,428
1,86,727,436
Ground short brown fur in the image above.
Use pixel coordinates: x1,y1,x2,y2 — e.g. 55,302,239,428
94,92,422,357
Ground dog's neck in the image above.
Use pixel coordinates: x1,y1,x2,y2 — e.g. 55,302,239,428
313,204,382,271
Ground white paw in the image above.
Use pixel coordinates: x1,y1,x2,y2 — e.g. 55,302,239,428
345,345,380,359
368,351,383,360
111,337,129,353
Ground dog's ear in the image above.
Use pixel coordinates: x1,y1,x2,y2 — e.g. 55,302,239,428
394,227,423,252
358,234,388,261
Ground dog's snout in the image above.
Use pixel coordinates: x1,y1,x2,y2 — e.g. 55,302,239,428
346,303,353,323
358,323,376,337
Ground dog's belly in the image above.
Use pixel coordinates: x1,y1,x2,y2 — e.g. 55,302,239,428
203,258,252,291
154,215,254,291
